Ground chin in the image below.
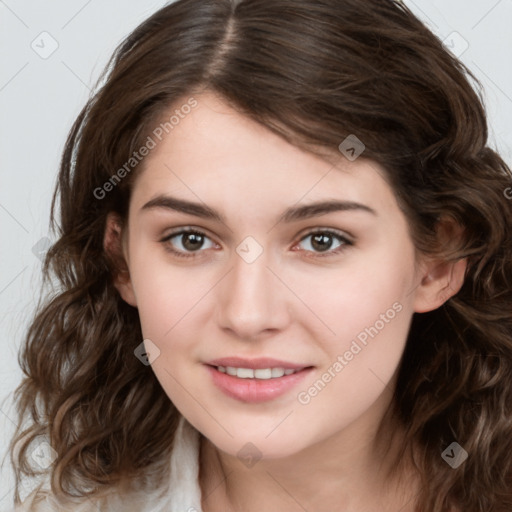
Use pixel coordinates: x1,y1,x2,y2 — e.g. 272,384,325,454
207,426,308,462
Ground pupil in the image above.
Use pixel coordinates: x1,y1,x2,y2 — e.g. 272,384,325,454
183,233,203,251
312,233,332,252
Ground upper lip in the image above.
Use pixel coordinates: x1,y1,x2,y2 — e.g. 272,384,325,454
206,357,311,370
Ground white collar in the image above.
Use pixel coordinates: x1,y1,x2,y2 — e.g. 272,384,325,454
11,414,205,512
161,413,204,512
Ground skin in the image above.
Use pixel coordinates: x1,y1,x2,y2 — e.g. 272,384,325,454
106,91,467,511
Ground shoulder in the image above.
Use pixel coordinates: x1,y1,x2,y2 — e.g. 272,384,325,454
11,491,93,512
11,485,108,512
10,414,200,512
11,484,178,512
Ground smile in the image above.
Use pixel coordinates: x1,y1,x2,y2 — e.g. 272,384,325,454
205,363,314,403
216,366,302,379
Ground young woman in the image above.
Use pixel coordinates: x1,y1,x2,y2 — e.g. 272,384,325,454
8,0,512,511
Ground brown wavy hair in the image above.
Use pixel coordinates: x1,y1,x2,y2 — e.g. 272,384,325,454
8,0,512,510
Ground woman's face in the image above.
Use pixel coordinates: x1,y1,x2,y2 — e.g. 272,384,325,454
116,91,428,459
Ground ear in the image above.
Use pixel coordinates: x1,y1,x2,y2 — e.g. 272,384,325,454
103,212,137,307
413,217,468,313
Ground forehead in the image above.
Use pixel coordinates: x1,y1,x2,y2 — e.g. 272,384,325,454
129,91,398,219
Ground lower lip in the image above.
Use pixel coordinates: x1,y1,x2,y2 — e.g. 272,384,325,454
205,365,313,403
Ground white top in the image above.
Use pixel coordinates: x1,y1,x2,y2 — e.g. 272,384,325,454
8,414,204,512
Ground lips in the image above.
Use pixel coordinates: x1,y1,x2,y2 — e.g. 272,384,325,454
205,357,314,403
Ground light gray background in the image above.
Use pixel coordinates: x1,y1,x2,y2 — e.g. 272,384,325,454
1,0,511,508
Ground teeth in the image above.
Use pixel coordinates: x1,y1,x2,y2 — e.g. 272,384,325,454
217,366,301,379
271,368,285,378
237,367,254,379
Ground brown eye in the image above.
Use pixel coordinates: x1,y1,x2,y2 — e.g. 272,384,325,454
297,230,352,256
161,229,216,258
311,233,335,252
179,232,205,251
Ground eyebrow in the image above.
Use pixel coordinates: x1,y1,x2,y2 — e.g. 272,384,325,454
140,194,377,223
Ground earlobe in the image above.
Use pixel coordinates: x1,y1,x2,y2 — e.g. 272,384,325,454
103,212,138,308
413,257,467,313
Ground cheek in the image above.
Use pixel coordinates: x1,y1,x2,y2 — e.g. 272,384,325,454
290,261,415,445
127,243,210,343
128,253,209,407
293,244,416,348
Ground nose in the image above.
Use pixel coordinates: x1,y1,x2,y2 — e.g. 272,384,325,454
216,244,291,340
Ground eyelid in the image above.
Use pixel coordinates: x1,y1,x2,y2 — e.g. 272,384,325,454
292,228,354,257
160,225,354,243
297,226,355,244
160,226,354,258
160,227,220,253
160,226,221,244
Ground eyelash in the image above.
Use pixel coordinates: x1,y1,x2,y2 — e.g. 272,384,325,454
160,227,353,260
